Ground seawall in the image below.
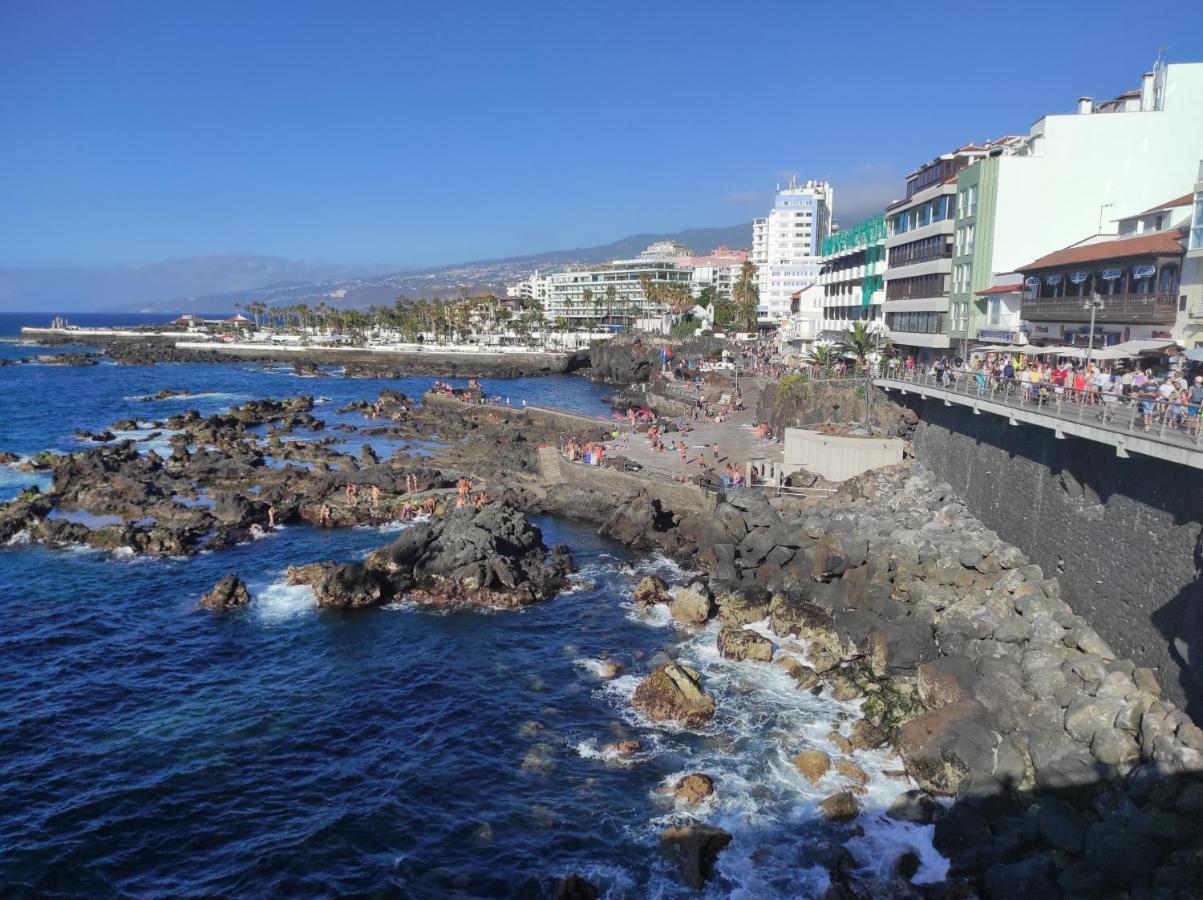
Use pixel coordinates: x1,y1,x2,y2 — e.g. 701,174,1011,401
903,395,1203,714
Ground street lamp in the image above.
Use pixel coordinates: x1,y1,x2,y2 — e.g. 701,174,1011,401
1083,291,1105,370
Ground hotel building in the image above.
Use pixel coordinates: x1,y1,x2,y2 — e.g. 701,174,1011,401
752,178,833,322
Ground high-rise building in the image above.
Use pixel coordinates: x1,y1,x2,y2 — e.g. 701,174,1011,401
950,60,1203,354
751,178,833,322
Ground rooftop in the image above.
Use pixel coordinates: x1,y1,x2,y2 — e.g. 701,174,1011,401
1134,192,1195,217
1017,228,1187,272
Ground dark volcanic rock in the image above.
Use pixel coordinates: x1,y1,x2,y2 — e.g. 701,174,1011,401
300,503,574,611
659,823,732,889
199,574,251,611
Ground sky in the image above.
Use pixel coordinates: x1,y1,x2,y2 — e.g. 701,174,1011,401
1,0,1201,274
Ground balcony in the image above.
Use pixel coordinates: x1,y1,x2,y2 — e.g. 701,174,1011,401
1021,291,1178,325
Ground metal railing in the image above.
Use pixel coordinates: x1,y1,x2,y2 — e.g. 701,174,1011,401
878,370,1203,451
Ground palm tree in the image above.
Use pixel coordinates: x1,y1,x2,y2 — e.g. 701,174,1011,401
807,344,838,369
837,320,891,371
605,285,617,326
732,261,759,331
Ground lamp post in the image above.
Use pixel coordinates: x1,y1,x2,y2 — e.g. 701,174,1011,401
1083,291,1105,370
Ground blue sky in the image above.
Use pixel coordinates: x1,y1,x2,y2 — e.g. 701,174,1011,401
1,0,1201,269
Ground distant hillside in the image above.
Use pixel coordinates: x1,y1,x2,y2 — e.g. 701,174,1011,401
94,222,752,315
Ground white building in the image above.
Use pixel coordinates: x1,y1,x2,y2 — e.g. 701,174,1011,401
506,270,552,305
543,256,691,332
776,284,823,360
1187,161,1203,349
751,178,833,323
639,240,694,260
951,60,1203,351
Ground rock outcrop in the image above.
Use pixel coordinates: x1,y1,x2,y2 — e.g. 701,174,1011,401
631,662,716,727
199,574,251,611
659,823,732,889
295,503,574,610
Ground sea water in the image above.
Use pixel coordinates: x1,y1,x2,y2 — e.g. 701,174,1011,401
0,314,944,896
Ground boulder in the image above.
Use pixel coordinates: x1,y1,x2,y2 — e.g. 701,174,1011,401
553,875,598,900
670,585,713,625
672,772,715,805
632,575,671,606
659,824,732,889
769,595,834,641
631,662,716,727
833,759,870,786
606,739,642,759
378,503,573,609
199,573,251,611
897,700,995,794
819,791,861,822
887,789,941,824
793,750,831,785
717,625,772,662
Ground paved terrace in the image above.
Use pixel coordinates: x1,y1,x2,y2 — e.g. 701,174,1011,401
875,372,1203,470
599,378,784,479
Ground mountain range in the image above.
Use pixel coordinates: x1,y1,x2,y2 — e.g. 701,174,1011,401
0,223,751,315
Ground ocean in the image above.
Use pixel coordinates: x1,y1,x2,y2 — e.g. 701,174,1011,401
0,314,944,896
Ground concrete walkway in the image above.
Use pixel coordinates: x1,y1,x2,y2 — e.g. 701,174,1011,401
602,399,782,478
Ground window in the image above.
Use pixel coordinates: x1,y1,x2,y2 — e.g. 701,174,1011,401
885,273,948,300
966,185,977,217
965,224,975,255
1158,264,1180,292
989,298,1001,325
886,311,946,333
1192,195,1203,251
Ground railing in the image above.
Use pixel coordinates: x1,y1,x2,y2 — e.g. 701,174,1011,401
1022,291,1178,324
879,370,1203,451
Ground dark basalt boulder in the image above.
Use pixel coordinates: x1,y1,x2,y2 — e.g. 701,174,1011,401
659,823,732,889
294,503,574,611
200,574,251,611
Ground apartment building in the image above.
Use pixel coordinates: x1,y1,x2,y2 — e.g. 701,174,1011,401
751,178,833,322
815,213,888,343
882,145,994,356
949,60,1203,353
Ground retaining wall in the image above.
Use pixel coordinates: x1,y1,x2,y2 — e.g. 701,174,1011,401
905,396,1203,715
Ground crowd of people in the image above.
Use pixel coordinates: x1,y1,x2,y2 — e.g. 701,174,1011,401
889,353,1203,436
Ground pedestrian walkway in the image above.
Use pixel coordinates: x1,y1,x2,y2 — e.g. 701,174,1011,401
876,372,1203,470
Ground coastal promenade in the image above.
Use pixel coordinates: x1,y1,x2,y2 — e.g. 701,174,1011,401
875,372,1203,470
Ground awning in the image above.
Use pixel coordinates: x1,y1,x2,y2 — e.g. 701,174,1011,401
1183,347,1203,362
1107,339,1179,356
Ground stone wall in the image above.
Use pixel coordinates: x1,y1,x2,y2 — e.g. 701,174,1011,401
904,396,1203,714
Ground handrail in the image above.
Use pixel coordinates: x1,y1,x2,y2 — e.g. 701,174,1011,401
877,370,1203,452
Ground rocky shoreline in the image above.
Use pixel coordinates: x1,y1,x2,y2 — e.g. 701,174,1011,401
4,373,1203,896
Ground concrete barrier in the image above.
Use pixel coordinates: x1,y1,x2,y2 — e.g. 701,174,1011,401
537,449,716,514
782,428,905,482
